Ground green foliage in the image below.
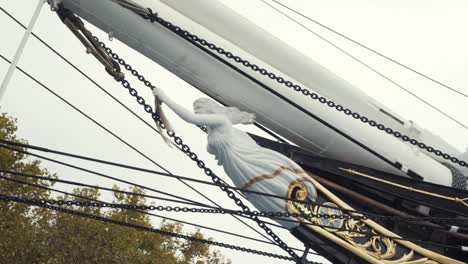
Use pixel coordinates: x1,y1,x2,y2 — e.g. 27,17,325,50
0,113,230,264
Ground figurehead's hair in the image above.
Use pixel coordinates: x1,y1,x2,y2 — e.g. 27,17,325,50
193,98,255,125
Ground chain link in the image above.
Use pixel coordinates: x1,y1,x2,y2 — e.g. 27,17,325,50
0,194,295,261
125,5,468,170
7,194,464,223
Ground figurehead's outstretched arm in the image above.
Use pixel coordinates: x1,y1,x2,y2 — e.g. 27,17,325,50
153,89,229,127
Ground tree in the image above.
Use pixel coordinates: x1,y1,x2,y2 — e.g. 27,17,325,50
0,113,230,264
0,113,54,263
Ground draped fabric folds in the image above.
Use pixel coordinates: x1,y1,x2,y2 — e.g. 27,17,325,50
208,126,314,229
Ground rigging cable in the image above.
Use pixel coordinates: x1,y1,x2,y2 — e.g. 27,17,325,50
0,173,310,254
74,26,304,259
5,5,458,260
0,190,465,251
59,3,467,257
0,193,299,262
80,42,300,259
259,0,468,132
0,143,209,207
0,6,252,201
0,75,459,260
0,53,279,247
117,3,468,171
4,139,467,221
2,169,467,223
0,7,288,146
0,157,424,218
77,21,468,258
0,5,296,234
0,139,387,215
80,9,468,259
0,169,215,208
267,0,468,99
4,141,466,245
5,3,462,260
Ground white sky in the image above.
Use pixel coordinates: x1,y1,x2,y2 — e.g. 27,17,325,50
1,0,467,263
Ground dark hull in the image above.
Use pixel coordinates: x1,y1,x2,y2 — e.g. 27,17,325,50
254,135,468,264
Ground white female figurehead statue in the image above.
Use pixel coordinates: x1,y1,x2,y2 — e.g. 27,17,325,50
153,89,316,229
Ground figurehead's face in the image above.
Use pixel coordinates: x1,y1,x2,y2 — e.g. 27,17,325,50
193,98,255,125
193,98,221,114
193,103,209,114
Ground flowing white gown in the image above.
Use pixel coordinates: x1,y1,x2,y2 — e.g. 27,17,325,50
207,124,312,229
157,93,315,229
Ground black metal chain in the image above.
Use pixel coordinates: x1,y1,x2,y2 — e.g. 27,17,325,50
0,194,295,261
52,3,300,257
92,35,468,260
10,194,466,223
92,39,302,261
61,2,466,260
119,3,468,170
3,193,464,256
0,194,328,219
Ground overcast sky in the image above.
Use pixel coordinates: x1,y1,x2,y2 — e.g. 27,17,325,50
1,0,467,263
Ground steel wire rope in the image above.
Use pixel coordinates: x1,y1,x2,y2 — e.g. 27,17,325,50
69,3,464,257
0,167,337,222
0,170,338,225
50,2,468,256
0,161,420,219
0,6,251,198
7,4,446,260
119,2,468,171
40,3,466,259
0,157,468,250
85,34,303,258
2,156,464,251
0,169,216,208
0,188,465,252
0,6,248,196
0,142,211,207
0,53,283,251
0,156,319,253
0,7,291,246
8,24,458,223
0,141,350,211
4,7,274,219
4,139,462,220
0,193,299,261
268,0,468,99
4,178,465,223
91,31,468,260
4,148,466,225
0,142,314,254
97,54,301,259
0,67,205,205
0,7,289,146
0,173,309,253
89,26,467,258
259,0,468,132
12,4,462,256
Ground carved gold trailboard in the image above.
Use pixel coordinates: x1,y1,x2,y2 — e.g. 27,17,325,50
286,173,465,264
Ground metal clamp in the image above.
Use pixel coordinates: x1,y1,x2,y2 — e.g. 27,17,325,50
55,6,124,81
296,245,311,264
47,0,63,11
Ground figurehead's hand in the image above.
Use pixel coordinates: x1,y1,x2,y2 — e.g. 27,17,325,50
152,87,166,101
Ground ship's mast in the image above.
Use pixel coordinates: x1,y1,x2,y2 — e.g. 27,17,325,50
53,0,454,186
